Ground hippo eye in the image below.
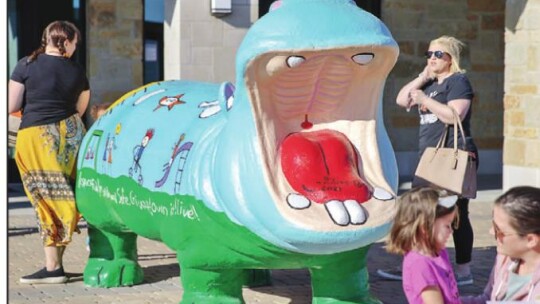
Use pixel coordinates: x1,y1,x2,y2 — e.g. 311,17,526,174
352,53,374,65
286,56,306,68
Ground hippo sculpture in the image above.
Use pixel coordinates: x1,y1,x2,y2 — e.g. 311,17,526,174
76,0,399,303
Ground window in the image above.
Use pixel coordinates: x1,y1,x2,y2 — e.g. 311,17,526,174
8,0,86,73
144,0,164,83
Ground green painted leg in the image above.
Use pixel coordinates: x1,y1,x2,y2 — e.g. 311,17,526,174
310,250,381,304
83,224,144,287
180,267,245,304
243,269,272,287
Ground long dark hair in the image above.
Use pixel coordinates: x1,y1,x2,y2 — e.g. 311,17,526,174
495,186,540,236
27,20,81,63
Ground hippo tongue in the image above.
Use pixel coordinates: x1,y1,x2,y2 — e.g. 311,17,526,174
280,130,371,204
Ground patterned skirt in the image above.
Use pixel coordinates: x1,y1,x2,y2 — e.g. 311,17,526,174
15,114,86,246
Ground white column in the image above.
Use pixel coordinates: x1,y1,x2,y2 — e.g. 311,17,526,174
164,0,181,80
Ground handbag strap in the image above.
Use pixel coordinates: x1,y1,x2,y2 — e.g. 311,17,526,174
434,108,467,151
435,125,449,149
450,107,467,151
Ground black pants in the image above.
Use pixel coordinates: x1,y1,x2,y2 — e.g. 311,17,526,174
453,197,473,264
417,144,478,265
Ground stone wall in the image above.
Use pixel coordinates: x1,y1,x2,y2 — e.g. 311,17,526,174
503,0,540,188
86,0,508,177
86,0,143,118
381,0,505,175
177,0,258,82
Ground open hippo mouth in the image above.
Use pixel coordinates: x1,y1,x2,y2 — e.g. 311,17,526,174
245,47,397,229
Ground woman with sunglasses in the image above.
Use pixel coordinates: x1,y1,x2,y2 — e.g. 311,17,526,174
461,186,540,302
379,36,478,285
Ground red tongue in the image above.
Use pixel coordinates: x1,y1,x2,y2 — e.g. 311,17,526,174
280,130,371,204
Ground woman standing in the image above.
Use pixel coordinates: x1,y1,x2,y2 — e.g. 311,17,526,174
8,20,90,284
378,35,478,285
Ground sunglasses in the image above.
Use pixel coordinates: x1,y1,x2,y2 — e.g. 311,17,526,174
424,50,447,59
492,221,519,240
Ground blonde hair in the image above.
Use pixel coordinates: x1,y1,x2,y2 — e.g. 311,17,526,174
430,35,466,74
385,187,458,256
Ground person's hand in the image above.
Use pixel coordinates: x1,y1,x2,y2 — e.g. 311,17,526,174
410,89,428,108
418,65,434,82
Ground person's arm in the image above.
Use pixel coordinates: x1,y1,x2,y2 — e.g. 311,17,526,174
76,90,90,117
420,286,445,304
409,90,471,123
396,65,434,110
396,75,431,109
8,80,25,114
460,256,498,304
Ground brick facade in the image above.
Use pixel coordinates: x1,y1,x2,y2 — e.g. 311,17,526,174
86,0,143,118
169,0,258,82
86,0,540,184
381,0,505,176
503,0,540,188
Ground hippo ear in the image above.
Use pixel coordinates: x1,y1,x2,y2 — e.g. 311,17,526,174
269,0,282,11
218,82,235,111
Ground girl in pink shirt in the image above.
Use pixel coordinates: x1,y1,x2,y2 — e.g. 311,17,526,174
386,187,461,304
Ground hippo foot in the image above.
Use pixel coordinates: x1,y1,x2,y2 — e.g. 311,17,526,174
83,258,144,287
181,293,244,304
310,247,382,304
242,269,272,287
180,267,244,304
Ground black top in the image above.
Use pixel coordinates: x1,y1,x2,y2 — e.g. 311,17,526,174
11,54,90,129
418,73,477,156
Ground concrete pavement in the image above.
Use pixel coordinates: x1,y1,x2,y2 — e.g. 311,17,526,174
7,175,502,303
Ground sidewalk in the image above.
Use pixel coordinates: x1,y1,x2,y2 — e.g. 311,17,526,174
7,175,501,304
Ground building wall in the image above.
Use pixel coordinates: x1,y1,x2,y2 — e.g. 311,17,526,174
176,0,259,82
86,0,143,115
133,0,508,178
381,0,505,176
503,0,540,188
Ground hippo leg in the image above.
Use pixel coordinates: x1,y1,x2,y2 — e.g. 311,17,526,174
83,224,144,287
243,269,272,287
180,266,245,304
310,246,382,304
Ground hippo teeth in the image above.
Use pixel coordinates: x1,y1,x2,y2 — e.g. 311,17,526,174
325,200,350,226
286,194,369,226
324,199,368,226
280,130,371,204
343,200,368,225
372,187,394,201
286,193,311,209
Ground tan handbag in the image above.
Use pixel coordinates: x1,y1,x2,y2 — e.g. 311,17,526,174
412,109,477,199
